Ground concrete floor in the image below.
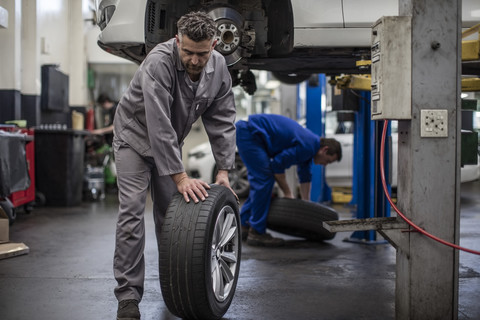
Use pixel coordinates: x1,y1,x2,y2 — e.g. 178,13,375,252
0,181,479,320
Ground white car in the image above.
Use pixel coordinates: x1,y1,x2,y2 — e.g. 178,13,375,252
325,120,480,187
186,114,480,196
187,146,250,198
95,0,480,93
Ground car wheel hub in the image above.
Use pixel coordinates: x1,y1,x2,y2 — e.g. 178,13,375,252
208,7,244,66
216,23,240,54
211,205,239,302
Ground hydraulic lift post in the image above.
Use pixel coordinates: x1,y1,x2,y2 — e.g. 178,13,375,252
325,0,463,318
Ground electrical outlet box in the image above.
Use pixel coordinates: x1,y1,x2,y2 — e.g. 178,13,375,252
421,109,448,137
371,16,412,120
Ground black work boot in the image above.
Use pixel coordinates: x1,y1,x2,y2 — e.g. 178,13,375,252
117,299,140,320
247,228,285,247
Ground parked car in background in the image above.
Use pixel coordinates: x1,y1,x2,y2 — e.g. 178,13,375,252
188,146,250,198
96,0,480,93
324,117,480,187
186,113,480,197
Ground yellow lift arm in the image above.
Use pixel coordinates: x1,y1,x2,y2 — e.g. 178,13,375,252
343,24,480,92
462,23,480,61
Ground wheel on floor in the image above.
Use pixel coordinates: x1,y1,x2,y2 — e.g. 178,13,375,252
267,198,339,241
159,184,241,320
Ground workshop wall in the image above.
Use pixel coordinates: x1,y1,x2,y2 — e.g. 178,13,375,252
0,0,100,126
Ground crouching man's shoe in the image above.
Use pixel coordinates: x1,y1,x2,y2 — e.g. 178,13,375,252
247,228,284,247
117,299,140,320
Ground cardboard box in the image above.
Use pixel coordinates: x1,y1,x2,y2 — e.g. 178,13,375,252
0,206,9,243
0,242,29,259
0,206,29,260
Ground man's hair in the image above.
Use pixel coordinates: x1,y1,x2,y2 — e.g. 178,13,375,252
96,93,112,104
320,137,342,162
177,11,216,42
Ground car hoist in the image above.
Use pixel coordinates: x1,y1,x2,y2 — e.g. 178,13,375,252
332,23,480,93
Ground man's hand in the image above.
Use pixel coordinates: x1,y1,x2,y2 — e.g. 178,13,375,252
171,172,211,203
282,191,295,199
274,173,294,199
299,182,311,201
90,124,114,135
215,169,239,202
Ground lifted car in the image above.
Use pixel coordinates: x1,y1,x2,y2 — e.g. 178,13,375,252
96,0,480,93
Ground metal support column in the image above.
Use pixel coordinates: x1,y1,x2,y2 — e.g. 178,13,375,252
305,74,331,203
349,91,391,243
325,1,463,317
394,1,461,318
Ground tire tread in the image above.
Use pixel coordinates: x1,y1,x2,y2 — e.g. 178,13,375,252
159,185,240,319
267,198,338,240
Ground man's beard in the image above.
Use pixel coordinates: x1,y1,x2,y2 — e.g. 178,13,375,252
186,64,202,74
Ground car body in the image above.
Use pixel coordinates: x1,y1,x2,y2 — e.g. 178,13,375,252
96,0,398,68
188,146,250,198
95,0,480,92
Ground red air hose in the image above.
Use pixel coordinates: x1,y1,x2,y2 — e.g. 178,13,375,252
380,119,480,255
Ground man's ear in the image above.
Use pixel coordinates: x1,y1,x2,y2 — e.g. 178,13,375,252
320,146,329,155
211,39,218,49
175,35,180,45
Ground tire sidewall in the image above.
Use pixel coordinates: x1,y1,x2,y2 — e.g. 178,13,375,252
203,187,241,317
159,185,241,320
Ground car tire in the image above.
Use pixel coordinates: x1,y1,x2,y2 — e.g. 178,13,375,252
267,198,338,241
266,0,294,56
159,184,241,320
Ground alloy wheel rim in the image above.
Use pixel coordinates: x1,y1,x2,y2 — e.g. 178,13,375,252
210,205,239,302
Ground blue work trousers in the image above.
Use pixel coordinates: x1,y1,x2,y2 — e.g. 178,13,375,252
236,121,275,234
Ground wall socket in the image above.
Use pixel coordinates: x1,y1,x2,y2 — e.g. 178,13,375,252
420,109,448,138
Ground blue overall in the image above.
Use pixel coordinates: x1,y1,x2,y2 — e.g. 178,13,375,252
236,114,321,233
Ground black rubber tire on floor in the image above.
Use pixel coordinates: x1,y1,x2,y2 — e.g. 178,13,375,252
267,198,338,241
159,184,241,320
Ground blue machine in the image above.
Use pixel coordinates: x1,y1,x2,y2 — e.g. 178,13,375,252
304,77,392,243
303,74,332,203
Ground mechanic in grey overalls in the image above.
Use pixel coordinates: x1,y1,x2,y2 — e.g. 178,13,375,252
112,12,237,320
